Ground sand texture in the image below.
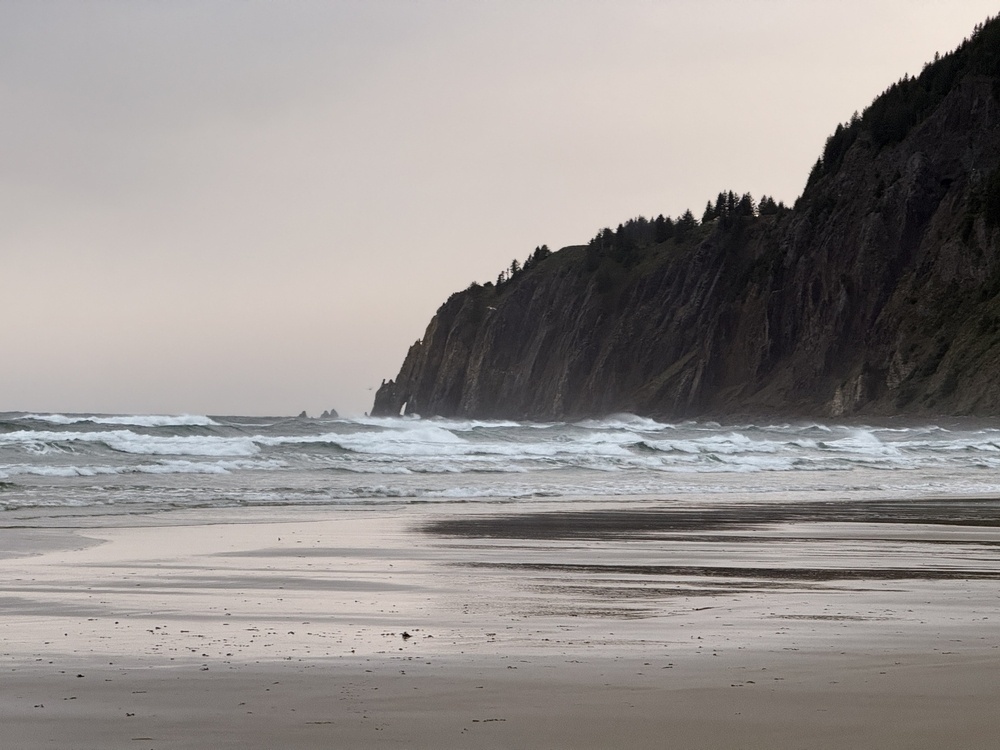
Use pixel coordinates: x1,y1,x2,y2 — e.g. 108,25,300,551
1,499,998,748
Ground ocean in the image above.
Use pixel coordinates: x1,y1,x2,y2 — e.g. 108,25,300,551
4,411,1000,516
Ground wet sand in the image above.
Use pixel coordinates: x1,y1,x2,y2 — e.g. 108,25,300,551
1,498,999,748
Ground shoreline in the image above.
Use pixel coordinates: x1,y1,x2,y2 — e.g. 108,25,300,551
2,500,998,748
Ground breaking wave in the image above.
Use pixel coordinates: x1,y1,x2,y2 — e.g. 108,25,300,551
16,413,219,428
4,411,1000,511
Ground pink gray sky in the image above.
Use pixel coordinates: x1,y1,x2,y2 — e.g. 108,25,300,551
2,1,995,416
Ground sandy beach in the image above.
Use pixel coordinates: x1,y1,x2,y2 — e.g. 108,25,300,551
2,499,999,748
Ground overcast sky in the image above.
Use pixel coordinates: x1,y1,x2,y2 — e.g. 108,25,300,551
2,1,995,417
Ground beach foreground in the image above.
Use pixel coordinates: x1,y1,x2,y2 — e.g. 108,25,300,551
2,499,998,749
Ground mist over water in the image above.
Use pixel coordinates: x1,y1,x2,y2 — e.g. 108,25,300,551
3,412,1000,514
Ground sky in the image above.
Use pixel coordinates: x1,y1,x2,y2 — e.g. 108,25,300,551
2,1,996,417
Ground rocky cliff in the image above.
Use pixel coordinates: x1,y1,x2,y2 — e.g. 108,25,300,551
374,18,1000,420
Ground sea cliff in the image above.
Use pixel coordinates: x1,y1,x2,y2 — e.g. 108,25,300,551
374,18,1000,420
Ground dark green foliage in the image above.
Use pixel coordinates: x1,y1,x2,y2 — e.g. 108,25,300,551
758,195,782,216
804,158,825,191
675,209,698,242
524,244,552,270
706,191,759,229
653,215,674,242
821,117,861,175
587,215,673,268
864,77,919,147
466,282,488,326
864,17,1000,148
802,15,1000,196
585,228,613,272
612,223,639,267
495,244,554,293
582,207,715,262
488,188,785,298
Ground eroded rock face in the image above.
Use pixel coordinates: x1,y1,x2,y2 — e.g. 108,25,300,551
373,73,1000,420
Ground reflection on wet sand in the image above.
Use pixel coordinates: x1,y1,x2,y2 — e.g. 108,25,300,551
423,496,1000,621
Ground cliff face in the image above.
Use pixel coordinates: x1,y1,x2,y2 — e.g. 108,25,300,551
374,23,1000,420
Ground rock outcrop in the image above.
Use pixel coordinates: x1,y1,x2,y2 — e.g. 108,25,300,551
374,18,1000,420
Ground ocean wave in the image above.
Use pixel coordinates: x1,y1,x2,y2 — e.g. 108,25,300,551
0,429,258,457
349,415,537,431
7,415,1000,515
0,457,282,480
255,424,469,456
17,413,220,428
574,413,675,432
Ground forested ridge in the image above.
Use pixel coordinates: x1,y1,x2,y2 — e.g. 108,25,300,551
374,16,1000,420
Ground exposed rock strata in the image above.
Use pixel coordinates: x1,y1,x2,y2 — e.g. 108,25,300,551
374,32,1000,420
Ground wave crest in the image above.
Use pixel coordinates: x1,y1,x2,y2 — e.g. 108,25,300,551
18,413,219,428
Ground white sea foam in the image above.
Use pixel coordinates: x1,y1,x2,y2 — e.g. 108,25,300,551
0,429,258,457
5,414,1000,512
819,429,902,457
18,413,219,427
256,424,469,457
0,457,282,480
350,415,537,431
575,413,674,431
427,485,546,499
426,417,525,431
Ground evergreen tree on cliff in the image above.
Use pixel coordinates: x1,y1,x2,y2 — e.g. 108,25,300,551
373,16,1000,421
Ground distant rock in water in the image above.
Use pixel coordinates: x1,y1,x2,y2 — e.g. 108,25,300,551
374,18,1000,420
320,408,339,419
297,410,308,419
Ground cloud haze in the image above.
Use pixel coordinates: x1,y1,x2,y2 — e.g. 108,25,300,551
2,1,995,416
